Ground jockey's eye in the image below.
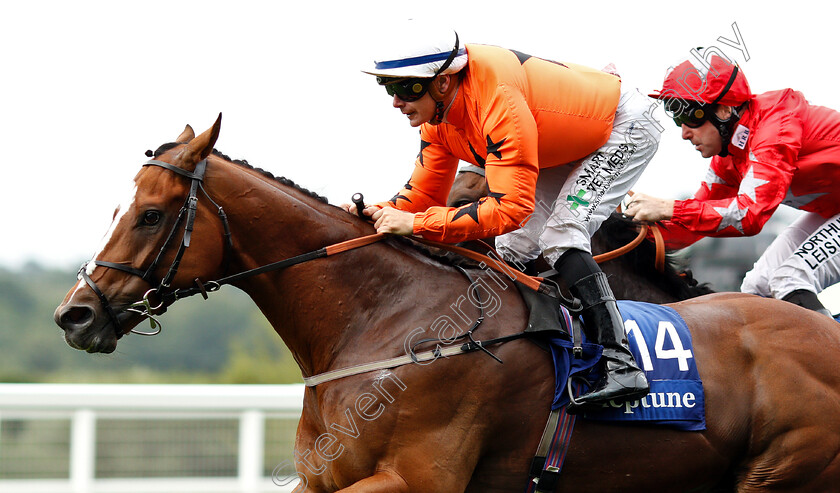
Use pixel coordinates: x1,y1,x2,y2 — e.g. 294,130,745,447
141,210,161,226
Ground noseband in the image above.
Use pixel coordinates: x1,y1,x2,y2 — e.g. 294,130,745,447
78,158,232,337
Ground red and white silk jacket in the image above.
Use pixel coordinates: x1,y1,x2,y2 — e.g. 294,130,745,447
660,89,840,249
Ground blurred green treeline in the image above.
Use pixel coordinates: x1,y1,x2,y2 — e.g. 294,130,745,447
0,263,302,384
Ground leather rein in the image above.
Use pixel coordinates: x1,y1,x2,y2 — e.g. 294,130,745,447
593,222,665,273
79,157,394,339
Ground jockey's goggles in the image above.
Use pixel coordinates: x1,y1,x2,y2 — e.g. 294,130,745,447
376,76,432,102
664,99,711,128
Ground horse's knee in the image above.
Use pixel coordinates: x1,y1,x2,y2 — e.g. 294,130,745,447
336,469,409,493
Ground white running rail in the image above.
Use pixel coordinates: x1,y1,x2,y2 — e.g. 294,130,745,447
0,383,305,493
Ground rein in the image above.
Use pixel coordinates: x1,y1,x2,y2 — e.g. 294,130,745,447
155,233,389,304
593,222,665,273
83,157,525,345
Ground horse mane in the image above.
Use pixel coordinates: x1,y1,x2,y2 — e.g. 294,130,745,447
150,143,329,204
598,213,714,300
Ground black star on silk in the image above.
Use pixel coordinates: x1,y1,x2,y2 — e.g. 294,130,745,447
452,199,482,224
468,142,486,167
511,50,532,65
390,193,412,205
487,188,505,204
418,140,431,167
508,49,568,68
389,180,414,205
485,135,506,160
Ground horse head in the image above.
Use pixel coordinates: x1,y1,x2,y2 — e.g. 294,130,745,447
54,116,230,353
448,166,489,208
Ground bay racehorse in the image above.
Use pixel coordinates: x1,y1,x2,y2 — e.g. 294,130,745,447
55,116,840,492
447,167,712,304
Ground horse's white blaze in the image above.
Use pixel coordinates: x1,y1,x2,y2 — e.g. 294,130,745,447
82,182,139,279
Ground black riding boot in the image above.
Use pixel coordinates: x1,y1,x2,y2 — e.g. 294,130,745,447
567,271,650,413
552,249,649,414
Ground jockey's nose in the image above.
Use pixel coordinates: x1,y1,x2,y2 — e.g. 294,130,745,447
680,124,693,140
392,94,404,108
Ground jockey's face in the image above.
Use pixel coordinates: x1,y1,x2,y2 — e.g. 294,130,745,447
681,119,723,158
680,105,734,158
391,90,437,127
388,74,455,127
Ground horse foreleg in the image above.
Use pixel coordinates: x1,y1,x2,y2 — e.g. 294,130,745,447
335,470,409,492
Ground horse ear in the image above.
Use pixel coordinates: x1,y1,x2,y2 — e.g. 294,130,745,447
176,125,195,143
181,113,222,166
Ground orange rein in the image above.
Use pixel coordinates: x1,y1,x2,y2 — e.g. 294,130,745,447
319,221,665,291
593,222,666,273
609,191,667,273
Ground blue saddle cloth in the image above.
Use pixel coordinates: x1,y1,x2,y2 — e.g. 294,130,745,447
549,300,706,431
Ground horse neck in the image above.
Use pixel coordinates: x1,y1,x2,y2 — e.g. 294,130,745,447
591,225,710,303
204,158,435,376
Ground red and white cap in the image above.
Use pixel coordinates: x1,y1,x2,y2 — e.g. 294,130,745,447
649,54,752,106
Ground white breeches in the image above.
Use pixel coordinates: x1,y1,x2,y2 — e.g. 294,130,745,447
496,88,661,266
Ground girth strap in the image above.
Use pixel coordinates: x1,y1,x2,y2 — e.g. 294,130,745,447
303,331,529,387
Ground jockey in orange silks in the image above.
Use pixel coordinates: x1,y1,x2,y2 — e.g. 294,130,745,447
346,20,664,412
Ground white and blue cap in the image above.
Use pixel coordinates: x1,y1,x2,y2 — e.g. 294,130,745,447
362,20,468,79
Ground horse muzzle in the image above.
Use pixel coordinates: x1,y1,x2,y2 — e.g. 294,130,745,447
54,302,121,353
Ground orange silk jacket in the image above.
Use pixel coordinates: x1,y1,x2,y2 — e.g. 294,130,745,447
385,43,621,242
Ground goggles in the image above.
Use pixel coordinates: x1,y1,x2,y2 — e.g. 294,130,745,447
377,76,432,102
664,99,710,128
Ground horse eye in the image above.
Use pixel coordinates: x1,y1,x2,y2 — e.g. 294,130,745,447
452,200,472,208
141,210,161,226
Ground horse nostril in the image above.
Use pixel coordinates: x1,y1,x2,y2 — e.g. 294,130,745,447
57,305,95,331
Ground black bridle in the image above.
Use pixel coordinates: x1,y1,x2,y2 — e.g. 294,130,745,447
78,158,232,337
